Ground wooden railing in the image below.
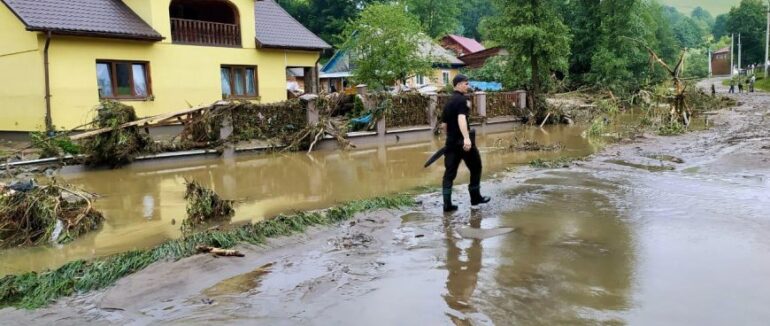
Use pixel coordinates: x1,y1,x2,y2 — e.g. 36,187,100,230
170,18,241,47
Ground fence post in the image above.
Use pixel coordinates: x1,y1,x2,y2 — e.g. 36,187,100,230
516,90,527,109
475,91,487,130
376,112,386,140
356,84,368,107
217,105,233,141
300,94,319,127
216,103,235,159
427,92,438,130
475,91,487,117
358,84,386,139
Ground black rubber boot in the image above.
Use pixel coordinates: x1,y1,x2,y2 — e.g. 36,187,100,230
443,188,458,212
470,187,491,206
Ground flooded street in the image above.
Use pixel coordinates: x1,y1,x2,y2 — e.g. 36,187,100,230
0,124,597,276
2,78,770,325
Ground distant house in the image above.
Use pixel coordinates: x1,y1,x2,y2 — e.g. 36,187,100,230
711,47,731,76
440,34,507,72
440,34,485,57
0,0,330,131
320,38,465,93
459,47,509,69
319,47,354,94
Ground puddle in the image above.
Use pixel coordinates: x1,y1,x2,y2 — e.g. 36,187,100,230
201,263,273,298
605,159,676,172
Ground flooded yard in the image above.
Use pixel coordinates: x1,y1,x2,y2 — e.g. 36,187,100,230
0,124,596,276
1,78,769,325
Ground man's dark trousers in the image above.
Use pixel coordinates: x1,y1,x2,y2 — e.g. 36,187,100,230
442,145,482,197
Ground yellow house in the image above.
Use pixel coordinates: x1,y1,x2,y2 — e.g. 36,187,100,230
0,0,330,132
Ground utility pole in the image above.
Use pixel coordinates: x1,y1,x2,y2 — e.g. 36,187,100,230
731,33,735,76
708,48,712,77
762,0,770,79
738,33,742,74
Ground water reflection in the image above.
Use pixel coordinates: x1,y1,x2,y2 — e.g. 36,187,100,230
444,211,483,326
484,171,634,324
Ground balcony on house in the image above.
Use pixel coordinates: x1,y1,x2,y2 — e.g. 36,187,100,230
169,0,242,47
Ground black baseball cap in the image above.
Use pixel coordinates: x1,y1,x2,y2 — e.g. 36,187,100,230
452,74,469,87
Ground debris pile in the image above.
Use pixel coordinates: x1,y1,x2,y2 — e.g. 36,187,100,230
29,131,80,159
0,180,103,248
182,180,234,233
230,100,307,141
512,139,564,152
487,92,524,118
497,138,565,152
383,92,431,128
80,101,153,167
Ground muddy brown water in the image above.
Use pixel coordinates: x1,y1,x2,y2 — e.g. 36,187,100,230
114,165,769,325
0,125,597,276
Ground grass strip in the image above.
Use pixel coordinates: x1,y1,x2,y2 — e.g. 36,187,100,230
0,194,415,309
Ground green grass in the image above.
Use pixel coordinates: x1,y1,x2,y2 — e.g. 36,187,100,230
657,120,687,136
722,76,770,92
755,77,770,92
0,194,416,309
661,0,737,15
529,157,579,169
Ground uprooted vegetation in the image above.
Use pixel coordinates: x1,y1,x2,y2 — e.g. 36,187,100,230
29,131,80,159
494,137,565,152
80,101,154,167
0,194,414,309
182,180,234,233
18,80,731,171
0,180,104,249
16,89,529,168
174,97,353,153
529,157,580,169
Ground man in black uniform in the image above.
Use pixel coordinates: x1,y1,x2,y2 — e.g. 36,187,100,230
441,74,491,212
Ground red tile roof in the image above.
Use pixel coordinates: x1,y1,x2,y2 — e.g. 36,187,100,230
1,0,163,41
445,34,485,54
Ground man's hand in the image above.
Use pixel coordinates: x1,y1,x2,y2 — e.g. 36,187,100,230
463,138,472,151
458,114,471,151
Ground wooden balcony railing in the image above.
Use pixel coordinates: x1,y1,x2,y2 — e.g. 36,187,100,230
170,18,241,47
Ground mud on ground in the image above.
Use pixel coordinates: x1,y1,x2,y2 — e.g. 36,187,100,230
2,77,769,325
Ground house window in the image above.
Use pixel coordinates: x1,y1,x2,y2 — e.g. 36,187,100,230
416,75,424,85
442,71,450,85
96,61,151,99
221,65,258,98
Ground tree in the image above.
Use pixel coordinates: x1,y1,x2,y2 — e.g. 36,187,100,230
691,6,715,34
553,0,678,93
585,0,675,96
713,14,729,39
342,3,433,89
277,0,382,44
726,0,766,66
662,6,705,49
458,0,494,40
683,48,710,78
464,55,527,89
404,0,461,38
558,0,602,83
484,0,571,113
673,18,705,48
